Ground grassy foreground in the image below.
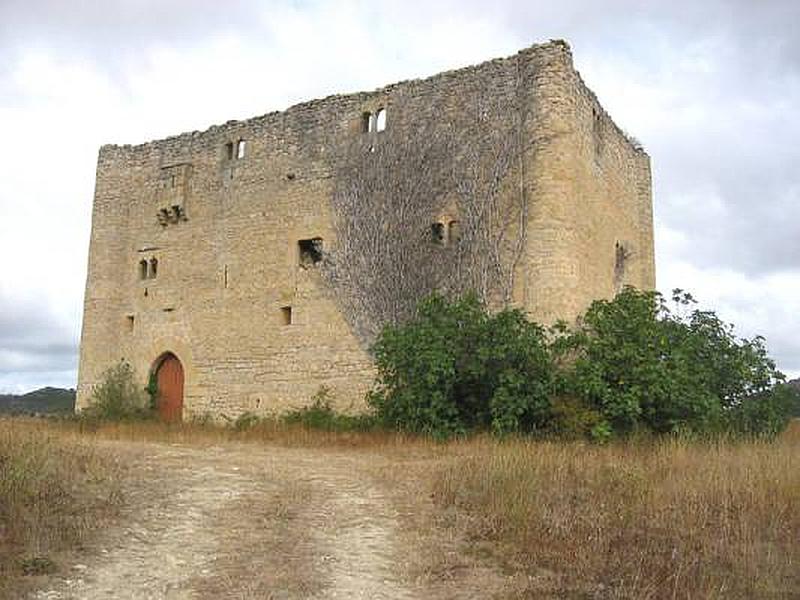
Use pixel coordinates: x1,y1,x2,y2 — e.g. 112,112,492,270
435,420,800,598
1,417,797,598
0,419,123,597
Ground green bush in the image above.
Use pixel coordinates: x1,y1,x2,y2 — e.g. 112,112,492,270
369,289,792,440
725,383,799,437
555,288,790,437
368,293,554,438
82,361,152,421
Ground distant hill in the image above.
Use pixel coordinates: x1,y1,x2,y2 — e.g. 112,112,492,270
0,387,75,415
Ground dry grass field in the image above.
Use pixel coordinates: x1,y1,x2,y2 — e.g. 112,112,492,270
1,417,798,598
435,421,800,598
0,420,124,598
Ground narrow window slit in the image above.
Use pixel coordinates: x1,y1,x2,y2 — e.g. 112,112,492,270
448,220,460,244
375,108,387,132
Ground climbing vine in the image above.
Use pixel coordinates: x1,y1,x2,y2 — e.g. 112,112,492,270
322,82,531,346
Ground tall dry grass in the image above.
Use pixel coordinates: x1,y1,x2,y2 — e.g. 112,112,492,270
0,418,123,596
434,422,800,598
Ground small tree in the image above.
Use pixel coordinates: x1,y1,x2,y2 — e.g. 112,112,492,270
83,361,152,421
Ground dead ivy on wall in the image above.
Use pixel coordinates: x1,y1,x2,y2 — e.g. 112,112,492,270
322,84,530,347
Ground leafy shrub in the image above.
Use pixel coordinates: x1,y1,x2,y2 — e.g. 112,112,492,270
82,361,152,421
370,289,791,440
725,383,799,437
368,293,554,438
555,288,790,437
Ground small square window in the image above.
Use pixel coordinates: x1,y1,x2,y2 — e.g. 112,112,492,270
280,306,293,326
298,238,324,267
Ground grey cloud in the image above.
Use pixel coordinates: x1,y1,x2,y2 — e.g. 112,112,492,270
0,0,261,49
0,0,266,86
0,293,78,377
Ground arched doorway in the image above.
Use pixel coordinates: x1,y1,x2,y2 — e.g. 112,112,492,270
153,353,184,422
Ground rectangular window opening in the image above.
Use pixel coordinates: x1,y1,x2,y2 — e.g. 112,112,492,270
431,222,445,245
298,237,324,267
614,241,629,292
362,112,373,133
280,306,293,326
126,315,135,332
237,139,246,159
225,142,234,160
375,108,387,132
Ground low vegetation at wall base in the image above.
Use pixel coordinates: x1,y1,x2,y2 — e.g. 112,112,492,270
81,361,153,422
282,386,378,432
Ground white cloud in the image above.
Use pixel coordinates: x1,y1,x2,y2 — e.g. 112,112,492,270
657,260,800,377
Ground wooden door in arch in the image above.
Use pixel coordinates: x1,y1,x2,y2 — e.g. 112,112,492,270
155,354,183,422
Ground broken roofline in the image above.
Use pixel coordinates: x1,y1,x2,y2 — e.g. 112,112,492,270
99,40,644,157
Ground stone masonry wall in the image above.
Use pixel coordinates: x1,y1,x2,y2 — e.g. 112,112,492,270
519,42,655,323
76,40,655,419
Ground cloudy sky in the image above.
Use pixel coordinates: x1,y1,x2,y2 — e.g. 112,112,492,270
0,0,798,392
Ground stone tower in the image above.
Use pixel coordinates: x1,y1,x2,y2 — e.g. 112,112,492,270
77,40,655,419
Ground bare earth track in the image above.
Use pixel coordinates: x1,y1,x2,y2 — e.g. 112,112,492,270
31,440,519,600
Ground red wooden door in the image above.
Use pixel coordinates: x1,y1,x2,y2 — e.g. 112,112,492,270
156,355,184,422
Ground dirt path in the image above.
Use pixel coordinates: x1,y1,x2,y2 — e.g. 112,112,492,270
30,440,516,599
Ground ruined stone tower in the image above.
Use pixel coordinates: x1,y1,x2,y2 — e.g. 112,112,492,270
77,41,655,420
